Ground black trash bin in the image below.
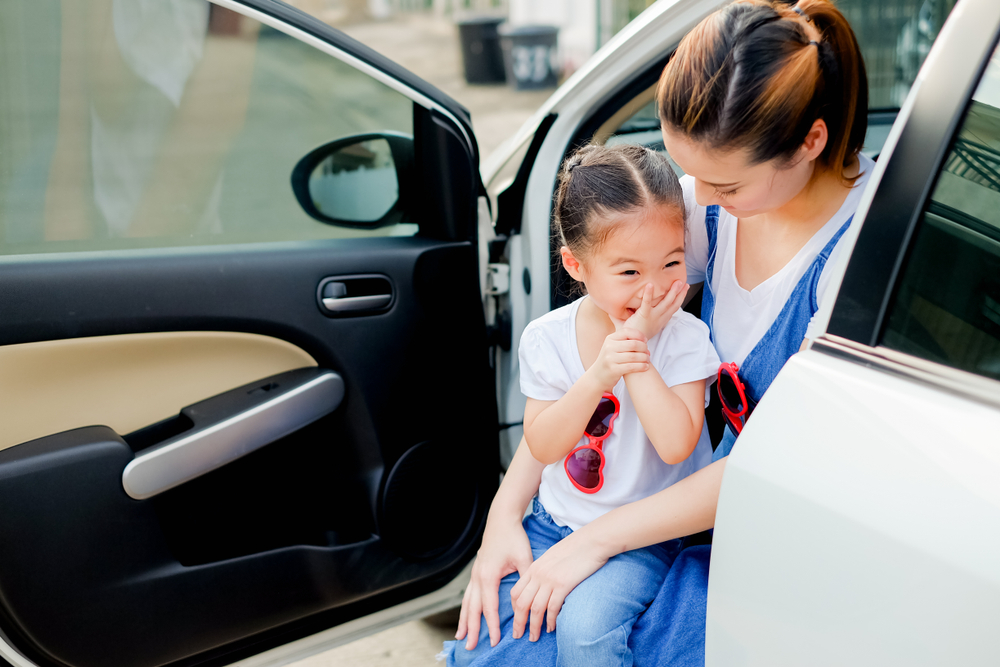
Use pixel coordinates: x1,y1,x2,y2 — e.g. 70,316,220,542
499,24,559,90
456,16,507,85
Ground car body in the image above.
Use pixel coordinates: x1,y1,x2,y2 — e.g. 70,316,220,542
0,0,997,665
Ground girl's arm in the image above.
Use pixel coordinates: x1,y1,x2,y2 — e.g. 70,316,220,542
455,438,545,650
624,374,705,464
523,330,650,464
509,456,727,642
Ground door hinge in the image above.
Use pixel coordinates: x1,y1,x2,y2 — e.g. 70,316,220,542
486,263,510,295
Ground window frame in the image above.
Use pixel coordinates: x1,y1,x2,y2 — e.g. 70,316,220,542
828,0,1000,348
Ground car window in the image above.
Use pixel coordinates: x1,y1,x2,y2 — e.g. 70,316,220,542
0,1,416,256
881,40,1000,382
598,0,958,157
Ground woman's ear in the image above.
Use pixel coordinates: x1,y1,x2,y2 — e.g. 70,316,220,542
799,118,829,162
560,246,585,281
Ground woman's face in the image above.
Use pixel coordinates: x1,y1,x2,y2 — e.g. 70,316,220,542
661,127,815,218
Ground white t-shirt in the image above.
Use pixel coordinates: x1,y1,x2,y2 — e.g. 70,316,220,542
519,297,720,530
683,153,874,366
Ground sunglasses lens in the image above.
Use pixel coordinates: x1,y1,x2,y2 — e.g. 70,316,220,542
718,372,744,413
566,448,602,489
584,397,617,438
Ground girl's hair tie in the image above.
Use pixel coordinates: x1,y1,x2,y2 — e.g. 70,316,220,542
792,5,811,21
809,40,818,46
567,159,582,173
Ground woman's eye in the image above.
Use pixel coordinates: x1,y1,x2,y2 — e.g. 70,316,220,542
714,188,737,198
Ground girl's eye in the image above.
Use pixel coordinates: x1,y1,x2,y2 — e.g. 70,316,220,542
714,188,737,198
621,270,638,276
665,261,680,268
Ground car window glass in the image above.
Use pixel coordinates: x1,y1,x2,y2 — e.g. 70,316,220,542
881,40,1000,382
0,1,416,256
599,0,959,159
840,0,958,108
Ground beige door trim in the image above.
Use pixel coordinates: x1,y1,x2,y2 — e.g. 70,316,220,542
0,332,316,451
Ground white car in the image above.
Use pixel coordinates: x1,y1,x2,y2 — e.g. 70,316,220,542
0,0,995,665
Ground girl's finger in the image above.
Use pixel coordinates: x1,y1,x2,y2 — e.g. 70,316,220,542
639,283,653,318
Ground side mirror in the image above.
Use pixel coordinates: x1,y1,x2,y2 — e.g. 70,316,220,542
291,132,414,228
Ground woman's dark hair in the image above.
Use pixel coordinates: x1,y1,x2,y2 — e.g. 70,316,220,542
554,143,685,260
658,0,868,181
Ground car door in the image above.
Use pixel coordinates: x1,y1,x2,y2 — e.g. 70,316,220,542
0,2,497,666
707,0,1000,663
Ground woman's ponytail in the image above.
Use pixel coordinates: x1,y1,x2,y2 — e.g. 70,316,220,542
795,0,868,175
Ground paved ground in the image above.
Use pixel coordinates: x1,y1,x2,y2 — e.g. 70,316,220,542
288,11,549,667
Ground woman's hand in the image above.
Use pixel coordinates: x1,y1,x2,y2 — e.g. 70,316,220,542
455,513,534,650
585,329,650,391
508,531,611,642
613,281,689,341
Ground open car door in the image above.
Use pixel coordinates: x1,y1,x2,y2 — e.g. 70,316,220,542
0,1,497,666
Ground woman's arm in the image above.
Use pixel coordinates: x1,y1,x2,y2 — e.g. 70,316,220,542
509,456,727,641
455,439,545,649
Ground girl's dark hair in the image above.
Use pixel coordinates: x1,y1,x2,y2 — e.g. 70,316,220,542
658,0,867,181
554,143,685,259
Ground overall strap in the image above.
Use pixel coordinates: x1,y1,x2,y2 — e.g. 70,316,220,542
700,205,722,345
737,214,855,403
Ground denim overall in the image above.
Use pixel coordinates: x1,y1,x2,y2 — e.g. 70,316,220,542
445,206,855,667
701,204,855,460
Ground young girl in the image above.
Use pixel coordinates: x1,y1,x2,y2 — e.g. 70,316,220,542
443,144,720,666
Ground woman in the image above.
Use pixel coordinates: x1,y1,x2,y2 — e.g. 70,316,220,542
450,0,871,664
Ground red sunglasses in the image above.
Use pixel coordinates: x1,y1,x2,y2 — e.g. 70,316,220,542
717,362,757,436
564,393,620,494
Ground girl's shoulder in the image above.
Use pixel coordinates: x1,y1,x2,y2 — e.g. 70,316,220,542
651,309,720,384
661,308,712,344
520,296,584,346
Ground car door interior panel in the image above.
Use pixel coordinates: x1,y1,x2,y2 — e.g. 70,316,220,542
0,332,317,452
0,237,497,667
122,368,346,500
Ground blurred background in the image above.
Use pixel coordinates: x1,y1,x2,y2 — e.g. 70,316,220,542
287,0,662,161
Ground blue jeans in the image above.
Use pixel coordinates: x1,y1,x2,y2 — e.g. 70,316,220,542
442,499,681,667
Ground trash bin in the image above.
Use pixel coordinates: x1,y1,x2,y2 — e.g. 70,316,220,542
499,25,559,90
456,16,507,85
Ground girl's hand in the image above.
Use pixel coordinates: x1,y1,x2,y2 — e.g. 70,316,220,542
508,531,610,642
455,514,534,650
586,329,650,391
613,281,689,341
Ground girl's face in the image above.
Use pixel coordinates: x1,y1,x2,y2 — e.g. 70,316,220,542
661,127,816,218
563,202,686,323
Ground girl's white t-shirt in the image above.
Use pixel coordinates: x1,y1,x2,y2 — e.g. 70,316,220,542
519,297,720,530
683,153,874,366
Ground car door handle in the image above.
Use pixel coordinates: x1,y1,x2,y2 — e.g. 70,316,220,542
122,368,344,500
322,293,392,312
317,275,394,316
